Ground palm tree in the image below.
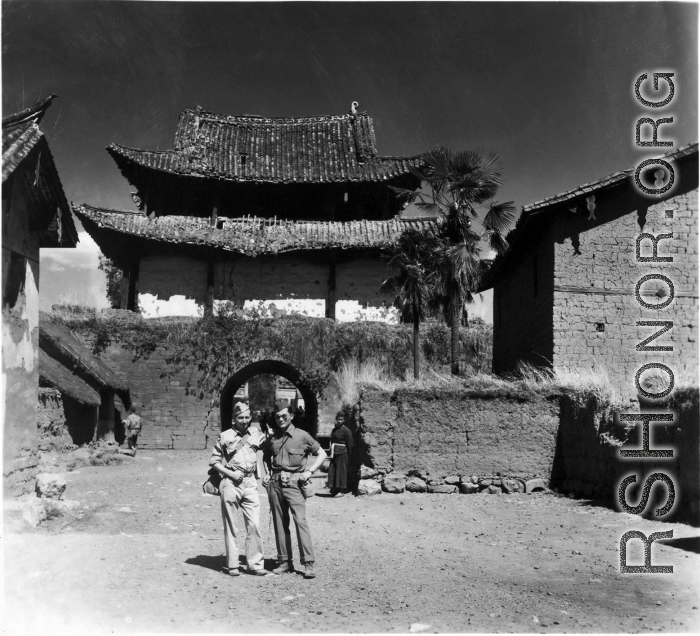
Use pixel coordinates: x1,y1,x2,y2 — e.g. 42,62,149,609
380,228,437,379
391,147,516,375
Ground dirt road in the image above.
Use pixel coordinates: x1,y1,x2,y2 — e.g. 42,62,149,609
4,450,700,633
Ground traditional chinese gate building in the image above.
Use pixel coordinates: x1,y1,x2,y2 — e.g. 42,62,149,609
74,104,432,319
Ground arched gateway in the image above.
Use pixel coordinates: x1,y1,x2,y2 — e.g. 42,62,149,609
219,360,319,438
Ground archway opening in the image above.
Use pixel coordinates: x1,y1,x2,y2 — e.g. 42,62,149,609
220,360,318,438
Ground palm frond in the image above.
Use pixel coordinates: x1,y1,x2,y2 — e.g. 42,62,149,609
483,200,517,235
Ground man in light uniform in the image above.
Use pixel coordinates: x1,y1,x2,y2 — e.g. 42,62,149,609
210,402,271,576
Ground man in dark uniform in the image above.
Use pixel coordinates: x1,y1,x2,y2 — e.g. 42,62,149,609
327,410,354,497
262,404,327,579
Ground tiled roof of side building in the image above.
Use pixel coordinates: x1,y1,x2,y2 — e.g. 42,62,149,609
73,204,439,257
481,142,698,290
2,94,78,247
523,142,698,214
39,312,131,406
39,349,102,407
107,107,427,185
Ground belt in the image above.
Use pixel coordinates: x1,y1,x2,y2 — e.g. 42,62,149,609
230,468,256,477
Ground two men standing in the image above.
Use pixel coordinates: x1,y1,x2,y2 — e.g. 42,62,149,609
210,402,327,579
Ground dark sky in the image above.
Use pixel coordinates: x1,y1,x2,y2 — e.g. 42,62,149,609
3,1,697,312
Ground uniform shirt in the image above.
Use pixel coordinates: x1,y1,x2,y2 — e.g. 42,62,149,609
124,413,142,435
263,424,320,472
330,424,353,456
210,427,266,473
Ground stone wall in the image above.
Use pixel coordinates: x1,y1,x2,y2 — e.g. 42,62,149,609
552,187,698,399
136,252,392,318
358,386,561,480
3,178,41,497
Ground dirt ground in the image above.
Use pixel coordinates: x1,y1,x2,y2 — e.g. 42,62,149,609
4,449,700,634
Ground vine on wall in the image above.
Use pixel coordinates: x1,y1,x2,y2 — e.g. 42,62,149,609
51,303,493,404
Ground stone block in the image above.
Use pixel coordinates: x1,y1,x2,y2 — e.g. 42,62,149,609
427,484,457,494
382,475,406,494
525,478,548,493
359,465,379,480
35,473,66,500
444,475,461,485
502,479,517,494
356,479,382,496
458,483,479,494
405,477,427,493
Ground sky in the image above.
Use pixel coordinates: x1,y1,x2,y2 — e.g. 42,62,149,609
2,1,697,319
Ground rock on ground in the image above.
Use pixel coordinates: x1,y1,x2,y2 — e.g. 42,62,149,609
405,477,427,493
525,478,548,493
35,473,67,500
359,465,378,479
427,484,457,494
356,479,382,496
382,475,406,494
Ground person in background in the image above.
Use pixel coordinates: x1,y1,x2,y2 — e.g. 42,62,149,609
262,404,327,579
326,410,354,497
210,402,271,577
122,406,142,456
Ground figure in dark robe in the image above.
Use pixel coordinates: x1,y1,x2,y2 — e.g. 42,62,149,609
326,410,354,497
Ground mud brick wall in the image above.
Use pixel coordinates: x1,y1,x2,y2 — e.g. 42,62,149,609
552,187,698,399
358,386,561,480
137,252,392,318
3,177,41,497
37,388,73,450
553,389,699,524
493,226,555,375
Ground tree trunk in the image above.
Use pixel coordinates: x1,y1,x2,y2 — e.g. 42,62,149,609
413,313,420,379
451,290,461,375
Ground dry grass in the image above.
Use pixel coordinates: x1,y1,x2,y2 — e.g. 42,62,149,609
514,361,622,406
336,357,632,408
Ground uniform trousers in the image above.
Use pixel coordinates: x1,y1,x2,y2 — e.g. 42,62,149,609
219,475,264,571
268,477,314,564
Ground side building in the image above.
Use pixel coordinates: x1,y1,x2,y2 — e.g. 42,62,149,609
2,95,78,496
490,143,698,398
75,104,430,319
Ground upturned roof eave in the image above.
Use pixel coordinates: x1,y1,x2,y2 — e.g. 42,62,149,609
106,142,426,186
487,142,699,286
73,203,438,259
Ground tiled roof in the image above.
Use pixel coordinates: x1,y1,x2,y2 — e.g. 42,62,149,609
39,349,102,407
523,142,698,214
107,107,426,184
2,121,44,182
2,95,78,247
483,142,699,289
73,204,438,257
2,94,57,181
39,312,130,405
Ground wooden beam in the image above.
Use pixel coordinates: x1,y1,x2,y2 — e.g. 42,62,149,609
326,261,336,320
127,260,139,311
204,259,215,316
